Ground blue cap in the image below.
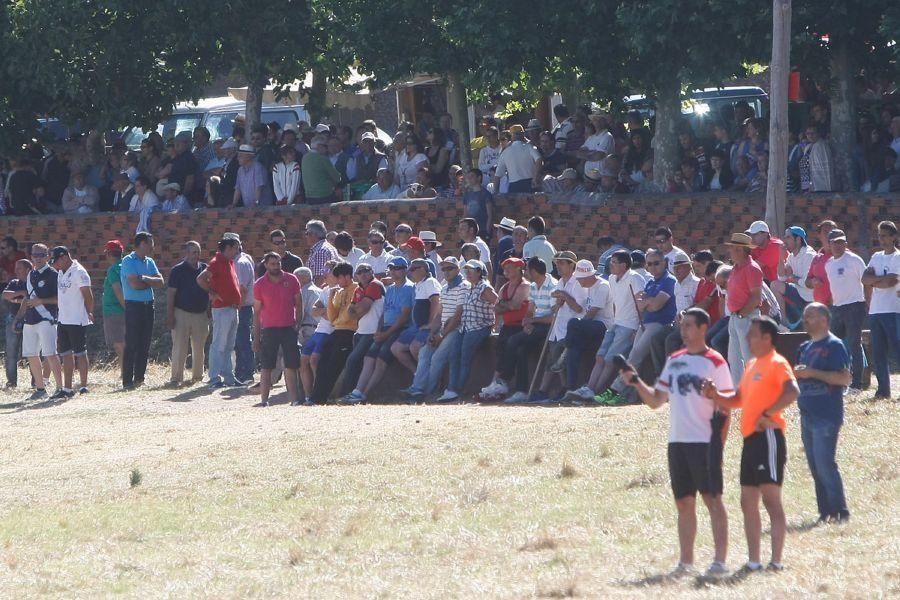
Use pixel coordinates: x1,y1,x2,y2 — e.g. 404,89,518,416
387,256,409,269
785,226,807,239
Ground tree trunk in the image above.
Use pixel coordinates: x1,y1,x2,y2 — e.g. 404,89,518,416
447,72,472,171
829,34,856,192
652,80,681,189
306,66,328,125
765,0,791,234
245,79,264,133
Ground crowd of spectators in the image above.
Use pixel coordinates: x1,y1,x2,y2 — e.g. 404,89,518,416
2,99,899,222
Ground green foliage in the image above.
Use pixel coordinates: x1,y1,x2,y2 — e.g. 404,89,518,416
129,468,143,488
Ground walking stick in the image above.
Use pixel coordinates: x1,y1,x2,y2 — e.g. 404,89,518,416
527,310,559,399
628,284,645,332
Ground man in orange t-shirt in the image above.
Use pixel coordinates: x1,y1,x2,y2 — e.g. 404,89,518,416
703,316,799,573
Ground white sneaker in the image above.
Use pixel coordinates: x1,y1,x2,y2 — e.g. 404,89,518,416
492,381,508,396
704,561,728,577
480,381,501,395
668,562,695,578
504,391,529,404
574,385,595,399
435,390,459,403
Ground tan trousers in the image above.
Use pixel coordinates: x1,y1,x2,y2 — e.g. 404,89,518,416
171,308,210,383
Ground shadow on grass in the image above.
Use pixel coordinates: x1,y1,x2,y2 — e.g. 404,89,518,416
785,518,822,534
165,386,216,403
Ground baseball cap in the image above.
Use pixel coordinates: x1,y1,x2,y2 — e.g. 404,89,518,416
525,118,542,131
237,144,256,154
463,259,486,272
509,124,525,134
360,132,376,142
671,251,691,265
162,182,181,192
560,168,578,180
574,259,597,278
439,256,460,268
223,232,241,242
315,123,330,133
553,250,577,263
785,226,807,239
50,246,70,262
409,258,429,271
401,236,425,251
104,240,124,253
502,257,526,269
746,220,770,235
387,256,409,269
828,229,847,242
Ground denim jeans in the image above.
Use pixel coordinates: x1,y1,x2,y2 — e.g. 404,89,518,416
830,301,866,388
4,313,21,386
209,307,238,384
564,319,606,390
339,333,374,396
123,301,154,387
706,316,729,358
410,330,459,394
449,326,492,392
234,305,255,383
869,312,900,397
800,413,849,519
727,311,757,384
612,322,666,394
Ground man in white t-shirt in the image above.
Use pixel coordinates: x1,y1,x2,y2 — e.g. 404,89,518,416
564,260,613,401
531,251,586,402
861,220,899,399
457,218,492,280
359,230,391,277
50,246,93,396
772,226,817,330
659,251,701,359
623,307,733,578
823,229,867,390
492,125,542,194
654,227,686,272
578,114,615,175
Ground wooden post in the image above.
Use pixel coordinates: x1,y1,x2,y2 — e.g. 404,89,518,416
447,72,472,171
765,0,791,234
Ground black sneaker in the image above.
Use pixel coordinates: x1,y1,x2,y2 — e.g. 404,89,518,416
302,399,316,406
63,389,76,398
78,386,89,395
253,400,269,408
49,389,69,400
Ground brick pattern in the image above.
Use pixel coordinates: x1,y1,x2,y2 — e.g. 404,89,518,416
3,193,894,287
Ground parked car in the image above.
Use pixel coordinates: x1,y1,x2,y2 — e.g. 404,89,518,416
624,86,769,136
122,97,311,148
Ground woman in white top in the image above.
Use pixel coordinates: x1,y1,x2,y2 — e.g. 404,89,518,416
579,114,615,175
395,135,428,188
273,145,301,205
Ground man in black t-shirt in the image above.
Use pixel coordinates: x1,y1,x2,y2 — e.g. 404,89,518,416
166,241,209,385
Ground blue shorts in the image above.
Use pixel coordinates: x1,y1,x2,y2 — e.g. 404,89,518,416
597,324,637,359
367,330,401,362
301,332,330,356
395,328,420,345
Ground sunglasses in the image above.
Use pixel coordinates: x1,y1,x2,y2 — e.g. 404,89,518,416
646,261,663,267
388,266,406,271
31,252,48,258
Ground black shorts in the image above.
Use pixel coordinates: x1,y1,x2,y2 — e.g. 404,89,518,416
57,324,87,355
740,428,786,487
366,329,401,363
259,327,301,370
668,442,724,499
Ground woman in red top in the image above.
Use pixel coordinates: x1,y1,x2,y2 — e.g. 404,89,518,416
479,257,531,400
805,220,835,305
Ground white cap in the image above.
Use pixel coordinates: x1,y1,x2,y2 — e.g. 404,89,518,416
360,132,376,141
237,144,256,154
221,139,238,150
315,123,330,133
574,259,597,278
746,220,770,235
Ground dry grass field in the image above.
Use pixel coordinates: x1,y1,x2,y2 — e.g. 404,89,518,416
0,365,898,599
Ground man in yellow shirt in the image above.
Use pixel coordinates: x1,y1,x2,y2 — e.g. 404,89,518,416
703,316,799,573
308,262,358,404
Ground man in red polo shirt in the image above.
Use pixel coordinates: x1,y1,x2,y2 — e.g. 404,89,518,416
252,252,302,407
747,221,784,283
198,237,243,388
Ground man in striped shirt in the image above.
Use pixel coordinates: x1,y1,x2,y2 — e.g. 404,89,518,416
501,257,557,404
402,257,470,400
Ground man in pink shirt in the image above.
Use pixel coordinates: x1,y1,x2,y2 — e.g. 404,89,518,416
747,220,785,283
252,252,303,407
805,220,836,306
725,232,763,382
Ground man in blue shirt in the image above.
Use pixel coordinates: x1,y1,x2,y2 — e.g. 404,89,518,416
604,248,676,405
339,256,413,404
795,302,851,523
120,232,164,389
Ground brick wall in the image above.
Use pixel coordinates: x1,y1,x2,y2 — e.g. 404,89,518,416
3,193,895,286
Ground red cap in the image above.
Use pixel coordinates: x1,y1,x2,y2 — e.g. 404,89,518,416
400,236,425,251
104,240,124,253
501,257,526,268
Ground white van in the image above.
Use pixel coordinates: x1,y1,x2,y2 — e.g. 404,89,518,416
123,96,310,148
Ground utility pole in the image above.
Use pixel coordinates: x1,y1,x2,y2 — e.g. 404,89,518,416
765,0,791,234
